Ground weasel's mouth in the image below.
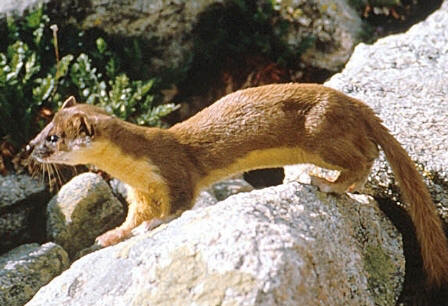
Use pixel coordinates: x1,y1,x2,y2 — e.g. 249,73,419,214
30,149,78,166
29,147,55,164
31,152,51,164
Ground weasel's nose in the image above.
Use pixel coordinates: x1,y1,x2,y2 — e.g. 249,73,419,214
26,121,54,154
26,144,34,153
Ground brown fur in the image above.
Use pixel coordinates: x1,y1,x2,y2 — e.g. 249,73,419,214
29,83,448,287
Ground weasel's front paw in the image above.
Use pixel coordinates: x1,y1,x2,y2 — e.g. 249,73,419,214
131,216,179,237
95,227,130,247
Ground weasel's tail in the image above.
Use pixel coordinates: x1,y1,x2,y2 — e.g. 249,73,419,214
370,118,448,287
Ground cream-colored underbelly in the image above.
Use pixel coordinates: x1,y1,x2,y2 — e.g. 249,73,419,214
195,146,340,192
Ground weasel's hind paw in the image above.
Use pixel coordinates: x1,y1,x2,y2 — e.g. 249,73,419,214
309,175,346,194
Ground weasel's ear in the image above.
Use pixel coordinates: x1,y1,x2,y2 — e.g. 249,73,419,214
61,96,77,109
74,114,94,137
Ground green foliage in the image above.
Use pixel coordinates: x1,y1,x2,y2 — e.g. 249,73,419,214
0,10,52,146
68,54,177,126
0,4,177,148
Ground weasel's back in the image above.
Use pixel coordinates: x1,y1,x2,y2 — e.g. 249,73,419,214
171,83,374,150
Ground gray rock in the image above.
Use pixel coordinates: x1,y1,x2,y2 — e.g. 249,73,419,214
81,0,362,72
284,0,448,218
0,0,363,77
192,178,253,210
0,0,50,16
47,173,125,258
108,178,128,200
191,189,219,210
27,183,403,306
320,0,448,218
0,174,49,253
7,0,359,74
277,0,364,71
0,242,69,306
0,174,47,209
211,178,254,201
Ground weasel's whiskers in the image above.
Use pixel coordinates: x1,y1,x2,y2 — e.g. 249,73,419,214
46,163,54,192
52,163,64,190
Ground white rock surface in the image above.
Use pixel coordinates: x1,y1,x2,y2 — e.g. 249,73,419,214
293,0,448,217
27,183,403,306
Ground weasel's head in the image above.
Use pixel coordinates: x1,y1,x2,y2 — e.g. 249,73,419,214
28,96,109,166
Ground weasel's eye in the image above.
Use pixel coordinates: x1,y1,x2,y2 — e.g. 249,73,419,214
46,135,59,143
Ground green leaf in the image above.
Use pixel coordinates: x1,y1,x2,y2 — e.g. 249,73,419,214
25,4,44,29
105,57,117,79
6,41,28,82
33,74,55,102
23,52,40,83
0,53,7,66
58,54,74,77
6,16,18,38
152,103,180,117
96,37,107,54
138,78,155,96
33,27,44,46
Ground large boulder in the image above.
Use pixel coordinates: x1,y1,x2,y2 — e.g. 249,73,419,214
47,173,125,258
78,0,363,72
286,0,448,217
27,183,404,306
284,1,448,302
0,0,50,15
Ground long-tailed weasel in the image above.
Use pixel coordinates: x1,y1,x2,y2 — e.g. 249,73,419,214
28,83,448,287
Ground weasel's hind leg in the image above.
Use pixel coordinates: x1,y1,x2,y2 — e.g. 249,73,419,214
309,139,378,194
